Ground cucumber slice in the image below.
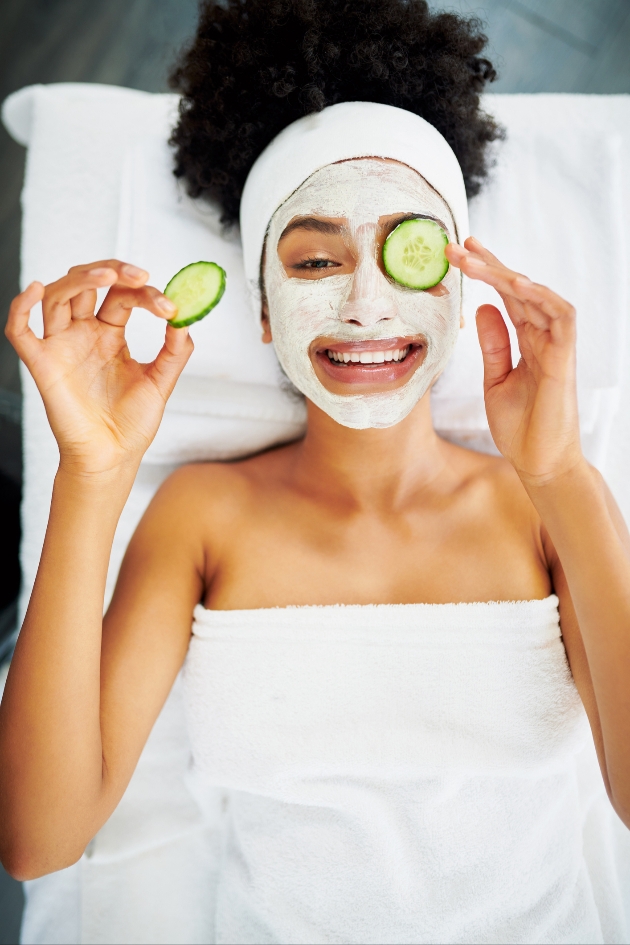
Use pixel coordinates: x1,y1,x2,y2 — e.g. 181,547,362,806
164,261,226,328
383,219,449,290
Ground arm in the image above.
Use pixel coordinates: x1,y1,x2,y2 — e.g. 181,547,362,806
531,463,630,821
0,263,196,879
447,238,630,827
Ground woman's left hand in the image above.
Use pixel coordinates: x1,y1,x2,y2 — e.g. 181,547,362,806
445,236,583,486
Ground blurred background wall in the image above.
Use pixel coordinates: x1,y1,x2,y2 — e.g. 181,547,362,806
1,1,630,941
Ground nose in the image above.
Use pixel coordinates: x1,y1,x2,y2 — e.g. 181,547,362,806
339,223,396,327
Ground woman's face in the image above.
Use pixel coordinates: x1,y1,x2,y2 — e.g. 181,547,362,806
263,158,462,429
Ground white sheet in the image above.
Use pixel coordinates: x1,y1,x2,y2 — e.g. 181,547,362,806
2,83,630,943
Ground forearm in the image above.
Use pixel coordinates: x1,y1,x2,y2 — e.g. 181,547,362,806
0,462,138,877
524,460,630,818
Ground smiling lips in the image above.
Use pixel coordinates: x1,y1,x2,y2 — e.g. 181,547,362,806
314,338,425,386
327,345,410,363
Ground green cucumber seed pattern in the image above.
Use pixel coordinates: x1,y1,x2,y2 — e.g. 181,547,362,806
164,261,226,328
383,219,449,290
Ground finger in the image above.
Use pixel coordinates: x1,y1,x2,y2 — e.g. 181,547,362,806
450,249,542,332
510,277,577,327
445,244,536,331
449,237,516,273
463,236,510,271
451,241,576,344
460,249,574,321
445,242,467,268
47,260,150,310
465,239,549,314
5,282,45,366
42,267,118,336
70,288,98,320
96,285,177,328
448,240,532,300
459,259,552,331
446,242,524,300
145,324,194,400
476,304,513,393
43,262,150,335
67,260,149,287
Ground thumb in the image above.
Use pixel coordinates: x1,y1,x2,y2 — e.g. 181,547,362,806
476,304,512,394
146,323,194,400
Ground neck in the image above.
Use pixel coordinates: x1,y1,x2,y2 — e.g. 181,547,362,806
292,392,448,510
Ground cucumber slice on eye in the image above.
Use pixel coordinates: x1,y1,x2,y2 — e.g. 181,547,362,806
164,261,226,328
382,219,449,290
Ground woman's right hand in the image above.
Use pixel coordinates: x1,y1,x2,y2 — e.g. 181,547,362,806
5,261,193,477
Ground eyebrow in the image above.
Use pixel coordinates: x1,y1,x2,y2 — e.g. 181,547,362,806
278,212,450,243
278,217,345,241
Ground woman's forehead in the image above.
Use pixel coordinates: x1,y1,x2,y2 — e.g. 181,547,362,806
270,158,455,235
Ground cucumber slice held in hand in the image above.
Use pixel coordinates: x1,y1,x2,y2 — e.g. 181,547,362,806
383,218,449,290
164,261,226,328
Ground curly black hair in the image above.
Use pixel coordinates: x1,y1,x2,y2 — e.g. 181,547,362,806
169,0,502,226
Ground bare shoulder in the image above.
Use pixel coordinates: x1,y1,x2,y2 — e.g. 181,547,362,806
106,446,298,622
149,440,300,531
442,438,537,516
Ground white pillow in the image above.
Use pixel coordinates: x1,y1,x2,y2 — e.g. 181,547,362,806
4,83,629,472
116,137,306,464
114,93,629,466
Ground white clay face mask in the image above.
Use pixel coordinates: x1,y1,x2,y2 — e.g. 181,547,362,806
264,159,462,429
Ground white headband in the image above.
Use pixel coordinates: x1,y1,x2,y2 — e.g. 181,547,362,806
239,100,469,290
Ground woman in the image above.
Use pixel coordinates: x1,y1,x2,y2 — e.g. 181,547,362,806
1,1,629,942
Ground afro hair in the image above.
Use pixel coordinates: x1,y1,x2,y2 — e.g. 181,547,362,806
169,0,503,226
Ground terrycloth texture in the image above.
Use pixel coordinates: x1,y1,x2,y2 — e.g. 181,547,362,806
92,92,630,467
184,597,629,945
2,83,630,942
239,101,470,290
115,139,306,465
3,86,629,472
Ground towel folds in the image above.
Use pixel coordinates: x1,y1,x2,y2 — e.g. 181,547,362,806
183,597,628,944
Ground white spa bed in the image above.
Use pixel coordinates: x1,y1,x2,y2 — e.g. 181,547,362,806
2,84,630,944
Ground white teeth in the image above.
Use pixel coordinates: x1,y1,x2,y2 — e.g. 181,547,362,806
392,347,410,362
326,346,411,364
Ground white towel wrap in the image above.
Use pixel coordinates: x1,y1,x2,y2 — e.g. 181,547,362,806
182,596,627,944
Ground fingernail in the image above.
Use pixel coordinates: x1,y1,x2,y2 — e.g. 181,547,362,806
89,267,114,277
157,296,177,314
122,264,148,279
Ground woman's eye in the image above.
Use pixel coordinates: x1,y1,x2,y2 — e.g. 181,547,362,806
294,258,339,270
